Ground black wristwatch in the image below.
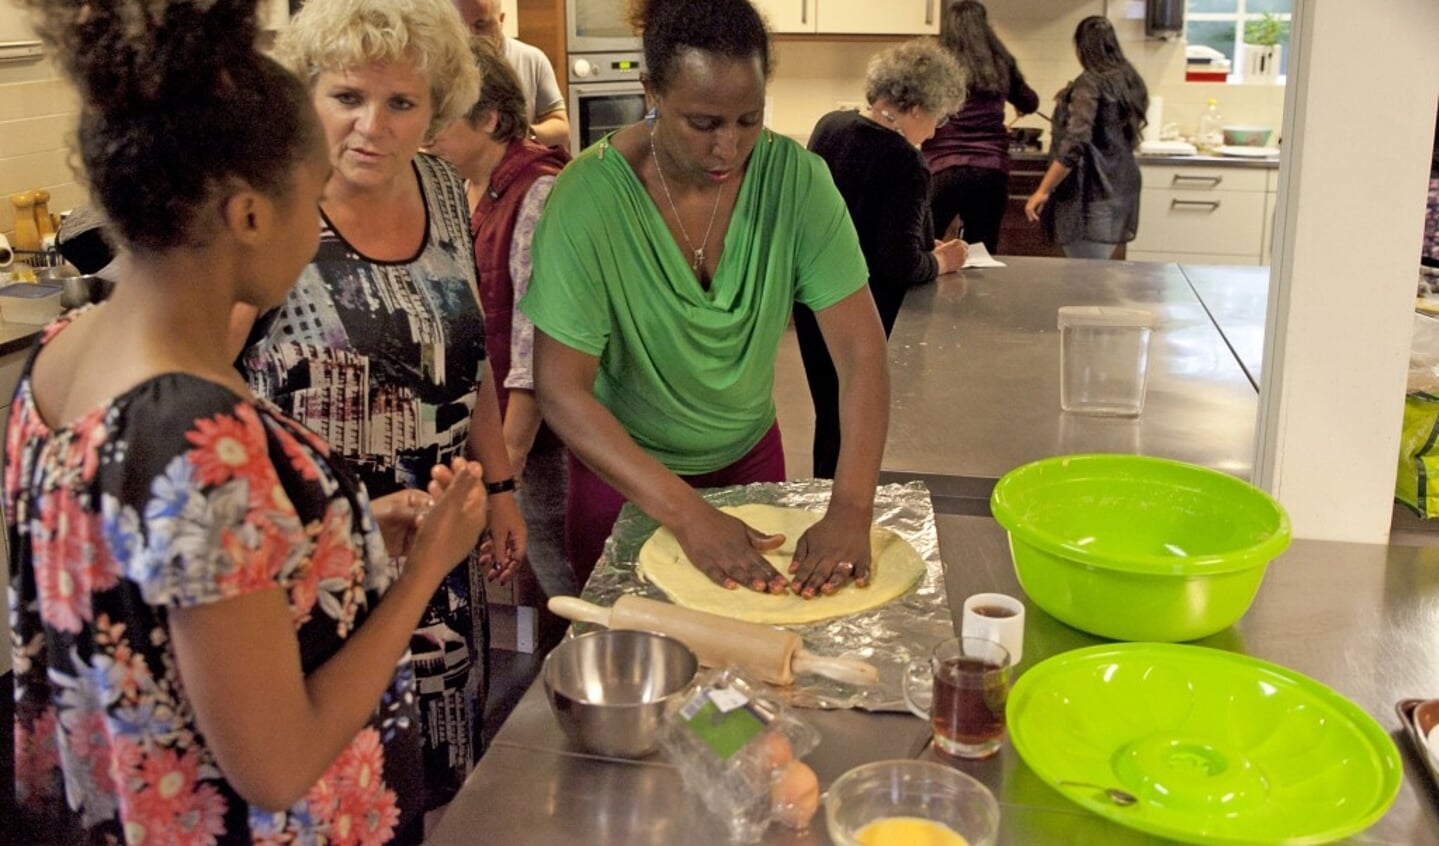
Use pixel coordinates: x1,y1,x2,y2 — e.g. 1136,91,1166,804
484,478,518,494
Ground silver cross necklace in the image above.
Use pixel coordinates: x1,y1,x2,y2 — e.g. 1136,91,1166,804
649,125,724,274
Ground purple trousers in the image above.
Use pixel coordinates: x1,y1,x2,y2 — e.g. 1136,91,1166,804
565,422,787,586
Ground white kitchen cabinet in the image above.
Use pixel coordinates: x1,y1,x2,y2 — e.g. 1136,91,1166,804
819,0,939,34
1128,163,1272,265
755,0,816,33
756,0,939,35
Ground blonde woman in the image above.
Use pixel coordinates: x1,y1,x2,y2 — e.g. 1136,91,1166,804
239,0,524,814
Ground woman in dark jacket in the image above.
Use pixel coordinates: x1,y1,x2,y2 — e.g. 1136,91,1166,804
1024,15,1149,259
923,0,1039,255
428,38,575,599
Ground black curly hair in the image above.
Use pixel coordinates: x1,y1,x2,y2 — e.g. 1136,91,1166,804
17,0,316,253
628,0,772,92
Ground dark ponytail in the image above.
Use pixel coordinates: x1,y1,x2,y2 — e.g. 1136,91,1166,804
627,0,771,92
939,0,1017,99
18,0,316,252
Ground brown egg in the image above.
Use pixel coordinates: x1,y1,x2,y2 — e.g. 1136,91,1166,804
769,760,820,829
754,731,794,771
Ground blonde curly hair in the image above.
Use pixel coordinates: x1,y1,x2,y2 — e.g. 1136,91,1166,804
277,0,481,139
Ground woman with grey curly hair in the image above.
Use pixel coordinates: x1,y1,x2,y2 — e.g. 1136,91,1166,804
796,37,966,478
238,0,524,819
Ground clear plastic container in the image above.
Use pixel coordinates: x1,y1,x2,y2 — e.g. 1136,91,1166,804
1058,306,1156,417
1197,98,1224,152
660,668,822,842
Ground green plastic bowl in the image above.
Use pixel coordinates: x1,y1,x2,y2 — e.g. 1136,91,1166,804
1007,644,1402,845
990,455,1291,642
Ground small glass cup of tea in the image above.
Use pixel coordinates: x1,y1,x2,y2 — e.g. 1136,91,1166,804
902,637,1011,760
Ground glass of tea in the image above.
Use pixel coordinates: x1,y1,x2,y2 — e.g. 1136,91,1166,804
902,637,1011,759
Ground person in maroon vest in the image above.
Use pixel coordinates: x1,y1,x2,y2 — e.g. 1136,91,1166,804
429,38,575,598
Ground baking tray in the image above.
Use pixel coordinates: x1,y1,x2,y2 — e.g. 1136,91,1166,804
1395,698,1439,796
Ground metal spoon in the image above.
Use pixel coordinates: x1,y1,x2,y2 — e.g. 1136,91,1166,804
1057,780,1140,806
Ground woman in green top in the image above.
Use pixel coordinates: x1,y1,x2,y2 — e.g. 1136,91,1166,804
522,0,890,596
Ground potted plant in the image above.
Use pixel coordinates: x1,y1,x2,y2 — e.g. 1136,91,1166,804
1241,13,1287,82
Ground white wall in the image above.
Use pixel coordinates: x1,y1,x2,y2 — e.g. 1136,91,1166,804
1255,0,1439,543
502,0,518,38
765,0,1287,144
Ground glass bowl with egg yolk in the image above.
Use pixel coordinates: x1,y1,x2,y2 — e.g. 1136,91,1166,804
824,760,998,846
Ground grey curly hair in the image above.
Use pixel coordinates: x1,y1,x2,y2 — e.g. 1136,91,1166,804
864,38,967,117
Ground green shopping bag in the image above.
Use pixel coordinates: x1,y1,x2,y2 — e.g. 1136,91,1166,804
1396,392,1439,516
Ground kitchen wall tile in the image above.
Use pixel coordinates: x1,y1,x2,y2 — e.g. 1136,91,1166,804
0,85,28,122
0,148,72,192
0,113,73,158
0,57,87,242
18,78,78,118
44,181,88,215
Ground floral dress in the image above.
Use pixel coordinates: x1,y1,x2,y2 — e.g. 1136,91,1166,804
8,318,426,845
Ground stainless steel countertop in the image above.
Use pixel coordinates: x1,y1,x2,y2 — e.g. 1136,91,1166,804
427,259,1437,844
0,318,42,358
429,516,1439,845
1180,263,1271,389
880,258,1258,486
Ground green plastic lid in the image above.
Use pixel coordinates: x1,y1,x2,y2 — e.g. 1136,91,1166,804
1008,644,1402,845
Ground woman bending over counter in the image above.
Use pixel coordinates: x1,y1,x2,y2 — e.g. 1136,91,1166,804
523,0,891,596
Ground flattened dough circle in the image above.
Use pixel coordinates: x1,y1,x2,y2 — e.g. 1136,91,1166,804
636,503,926,624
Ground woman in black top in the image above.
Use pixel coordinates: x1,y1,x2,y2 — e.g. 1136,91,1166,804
924,0,1039,255
1024,16,1149,259
797,38,966,478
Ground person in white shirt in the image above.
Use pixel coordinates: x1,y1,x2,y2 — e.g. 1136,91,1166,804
454,0,571,149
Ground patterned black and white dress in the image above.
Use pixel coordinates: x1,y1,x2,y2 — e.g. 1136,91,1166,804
240,152,488,811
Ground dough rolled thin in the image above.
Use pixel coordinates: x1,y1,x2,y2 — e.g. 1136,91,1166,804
636,503,926,625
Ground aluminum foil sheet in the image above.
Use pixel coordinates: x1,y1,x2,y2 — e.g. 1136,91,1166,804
578,479,953,711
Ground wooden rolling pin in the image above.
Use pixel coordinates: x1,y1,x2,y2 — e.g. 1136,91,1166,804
549,595,880,688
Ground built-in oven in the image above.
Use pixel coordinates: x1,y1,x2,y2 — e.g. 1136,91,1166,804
565,0,641,53
567,51,646,152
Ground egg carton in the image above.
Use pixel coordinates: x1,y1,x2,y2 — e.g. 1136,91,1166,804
659,668,822,842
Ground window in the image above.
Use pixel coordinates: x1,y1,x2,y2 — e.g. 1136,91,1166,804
1186,0,1292,82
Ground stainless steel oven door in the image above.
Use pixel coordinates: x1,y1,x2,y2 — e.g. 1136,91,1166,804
566,0,642,53
568,81,646,153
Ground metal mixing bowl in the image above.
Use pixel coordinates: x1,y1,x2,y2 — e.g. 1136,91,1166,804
543,629,698,758
58,274,114,310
